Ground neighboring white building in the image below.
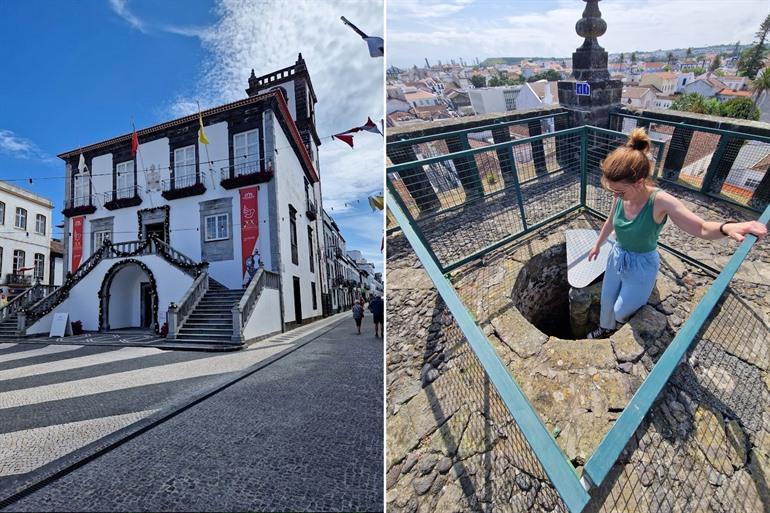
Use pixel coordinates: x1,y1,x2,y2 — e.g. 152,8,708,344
639,72,678,95
19,55,327,346
468,86,522,115
654,94,674,109
622,86,658,108
516,81,559,111
0,181,54,290
721,75,748,91
683,74,727,98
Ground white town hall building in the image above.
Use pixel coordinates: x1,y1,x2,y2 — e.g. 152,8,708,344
13,55,327,347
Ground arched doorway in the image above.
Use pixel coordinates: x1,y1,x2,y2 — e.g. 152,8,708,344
98,259,159,332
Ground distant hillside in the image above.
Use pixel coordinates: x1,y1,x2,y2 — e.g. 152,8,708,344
479,57,565,67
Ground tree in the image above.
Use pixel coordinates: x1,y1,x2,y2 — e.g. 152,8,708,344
691,67,707,76
667,51,675,66
470,75,486,88
686,47,693,58
527,69,562,82
738,13,770,79
751,67,770,104
720,97,761,120
670,93,721,116
488,76,502,87
619,52,624,64
732,41,741,57
709,54,722,72
663,65,672,72
631,52,637,65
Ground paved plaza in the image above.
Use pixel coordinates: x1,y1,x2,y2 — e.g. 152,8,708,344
0,313,383,511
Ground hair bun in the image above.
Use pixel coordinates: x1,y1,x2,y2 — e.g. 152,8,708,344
626,127,651,153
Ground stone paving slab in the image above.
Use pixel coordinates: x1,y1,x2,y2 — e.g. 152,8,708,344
2,313,382,512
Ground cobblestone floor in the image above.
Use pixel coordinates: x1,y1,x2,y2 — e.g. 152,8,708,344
3,315,383,512
386,197,769,513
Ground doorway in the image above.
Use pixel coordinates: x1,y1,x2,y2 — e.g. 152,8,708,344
293,276,302,325
144,223,166,243
140,282,153,328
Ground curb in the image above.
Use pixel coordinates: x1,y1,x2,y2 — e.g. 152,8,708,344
0,315,347,509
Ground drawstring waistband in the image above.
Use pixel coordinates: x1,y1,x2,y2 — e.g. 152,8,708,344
611,244,659,275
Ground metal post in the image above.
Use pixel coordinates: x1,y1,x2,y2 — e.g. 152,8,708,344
580,127,588,207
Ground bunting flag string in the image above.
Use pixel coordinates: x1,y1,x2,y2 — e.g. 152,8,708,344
332,117,383,148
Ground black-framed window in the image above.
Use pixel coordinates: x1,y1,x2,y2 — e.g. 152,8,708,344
0,201,5,225
289,205,298,265
308,226,314,272
35,214,46,235
14,208,26,229
33,253,45,280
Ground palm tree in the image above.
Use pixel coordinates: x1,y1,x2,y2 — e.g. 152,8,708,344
751,67,770,105
631,52,637,65
667,51,674,66
619,52,624,64
686,47,693,59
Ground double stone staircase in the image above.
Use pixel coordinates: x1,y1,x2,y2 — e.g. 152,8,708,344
173,280,245,345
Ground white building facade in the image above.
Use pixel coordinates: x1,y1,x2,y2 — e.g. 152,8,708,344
20,56,326,346
0,182,54,289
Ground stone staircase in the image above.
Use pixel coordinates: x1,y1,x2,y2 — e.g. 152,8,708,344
0,314,17,338
174,281,245,345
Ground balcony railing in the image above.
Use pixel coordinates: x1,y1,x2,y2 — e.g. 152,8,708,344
161,170,207,200
335,247,343,259
6,273,32,286
103,186,141,210
62,195,97,217
306,199,318,221
220,156,274,189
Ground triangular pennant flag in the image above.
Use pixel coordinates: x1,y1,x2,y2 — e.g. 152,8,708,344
333,133,355,148
368,195,384,211
198,111,209,145
363,117,383,136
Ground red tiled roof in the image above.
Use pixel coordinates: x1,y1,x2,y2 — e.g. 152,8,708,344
717,88,752,97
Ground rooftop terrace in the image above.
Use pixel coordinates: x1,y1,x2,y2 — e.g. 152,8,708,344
386,86,770,513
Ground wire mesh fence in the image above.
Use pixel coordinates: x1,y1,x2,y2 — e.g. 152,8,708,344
611,113,770,212
387,126,583,270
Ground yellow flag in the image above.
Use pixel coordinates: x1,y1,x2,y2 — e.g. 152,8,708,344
198,112,209,145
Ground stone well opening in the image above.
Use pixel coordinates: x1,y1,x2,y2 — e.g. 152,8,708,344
511,243,601,340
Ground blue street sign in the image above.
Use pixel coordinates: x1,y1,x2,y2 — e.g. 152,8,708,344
575,82,591,96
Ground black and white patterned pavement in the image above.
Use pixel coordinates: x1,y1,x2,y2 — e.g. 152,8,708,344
0,313,383,511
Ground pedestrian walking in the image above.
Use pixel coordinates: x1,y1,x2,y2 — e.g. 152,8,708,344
586,128,767,339
369,295,384,337
352,299,364,335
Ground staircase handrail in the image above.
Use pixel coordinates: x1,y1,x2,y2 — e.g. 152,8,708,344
24,236,205,324
0,282,57,320
166,269,209,339
232,268,280,341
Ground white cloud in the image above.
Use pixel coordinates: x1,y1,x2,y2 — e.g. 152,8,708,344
165,0,384,265
108,0,147,33
388,0,766,67
0,129,56,164
387,0,474,20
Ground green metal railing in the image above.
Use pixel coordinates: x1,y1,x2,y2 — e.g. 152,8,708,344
610,112,770,213
387,123,770,512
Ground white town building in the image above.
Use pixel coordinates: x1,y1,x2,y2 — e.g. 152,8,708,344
0,181,55,288
14,55,327,347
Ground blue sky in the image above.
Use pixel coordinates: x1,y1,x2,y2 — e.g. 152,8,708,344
0,0,384,272
388,0,768,68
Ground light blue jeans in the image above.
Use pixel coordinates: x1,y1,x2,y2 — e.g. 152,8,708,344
599,244,660,330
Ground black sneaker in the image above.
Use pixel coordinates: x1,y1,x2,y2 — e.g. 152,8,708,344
586,327,614,339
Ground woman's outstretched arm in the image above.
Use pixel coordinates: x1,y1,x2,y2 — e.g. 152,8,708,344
657,191,767,242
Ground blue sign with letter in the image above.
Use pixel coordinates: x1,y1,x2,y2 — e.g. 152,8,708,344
576,82,591,96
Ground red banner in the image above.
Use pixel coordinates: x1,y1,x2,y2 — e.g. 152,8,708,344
71,216,84,271
240,187,259,286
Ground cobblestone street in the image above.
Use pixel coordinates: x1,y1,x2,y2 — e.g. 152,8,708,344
0,313,383,511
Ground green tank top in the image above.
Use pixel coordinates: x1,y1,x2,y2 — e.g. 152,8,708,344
613,189,667,253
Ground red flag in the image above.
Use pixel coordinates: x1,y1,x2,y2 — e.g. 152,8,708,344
363,117,382,135
131,129,139,156
333,133,354,148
